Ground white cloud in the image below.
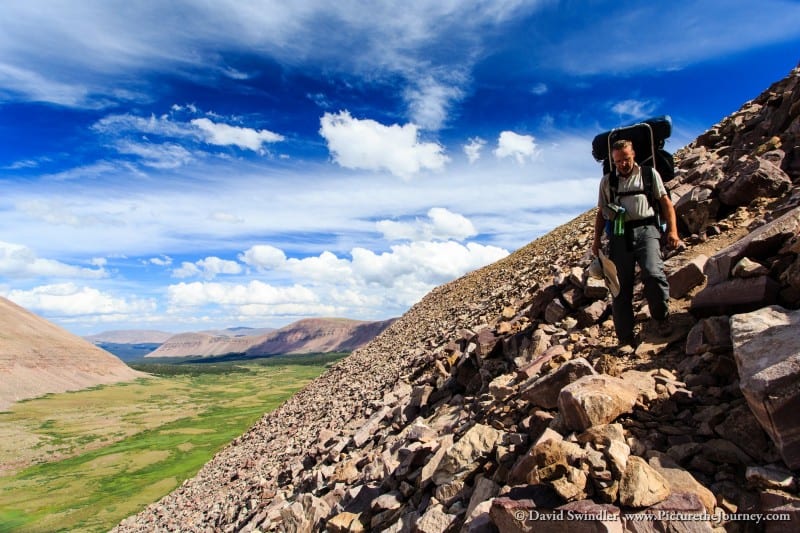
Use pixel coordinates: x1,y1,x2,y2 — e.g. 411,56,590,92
5,283,155,317
464,137,486,163
114,140,194,168
349,240,508,292
611,99,658,120
191,118,284,153
148,255,172,266
0,241,107,279
494,131,538,164
319,111,450,178
531,82,548,95
167,280,319,308
172,256,242,280
240,245,288,270
377,207,477,242
92,112,193,137
404,77,463,131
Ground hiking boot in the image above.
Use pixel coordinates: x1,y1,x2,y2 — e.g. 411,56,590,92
616,343,635,356
615,336,636,356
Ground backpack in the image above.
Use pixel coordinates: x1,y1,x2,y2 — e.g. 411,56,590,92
592,116,675,233
591,115,674,183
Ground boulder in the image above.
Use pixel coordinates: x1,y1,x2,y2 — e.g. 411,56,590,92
558,375,639,431
718,155,792,206
618,456,671,508
703,206,800,286
646,452,715,512
690,275,780,318
521,357,597,409
432,424,501,485
667,254,708,299
730,305,800,469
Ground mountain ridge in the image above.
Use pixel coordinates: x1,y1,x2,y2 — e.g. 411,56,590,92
145,317,397,358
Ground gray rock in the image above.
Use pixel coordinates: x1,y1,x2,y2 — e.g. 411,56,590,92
730,305,800,469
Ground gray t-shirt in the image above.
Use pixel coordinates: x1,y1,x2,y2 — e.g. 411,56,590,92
597,165,667,221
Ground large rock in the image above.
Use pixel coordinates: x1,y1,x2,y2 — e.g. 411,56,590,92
718,155,792,206
690,275,780,318
558,375,639,432
703,206,800,286
646,452,715,512
730,305,800,469
618,456,671,508
521,357,597,409
666,255,708,299
622,492,713,533
432,424,501,485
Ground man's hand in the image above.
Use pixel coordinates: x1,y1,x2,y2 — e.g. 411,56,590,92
665,230,683,250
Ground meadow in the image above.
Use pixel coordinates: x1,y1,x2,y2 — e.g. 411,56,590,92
0,353,344,533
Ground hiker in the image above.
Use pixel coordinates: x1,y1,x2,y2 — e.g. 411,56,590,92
591,139,682,349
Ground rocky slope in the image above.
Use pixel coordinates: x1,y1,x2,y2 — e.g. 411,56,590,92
145,318,395,358
115,65,800,532
0,297,147,411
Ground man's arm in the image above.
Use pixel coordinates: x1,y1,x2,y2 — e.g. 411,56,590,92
658,194,682,250
592,208,605,256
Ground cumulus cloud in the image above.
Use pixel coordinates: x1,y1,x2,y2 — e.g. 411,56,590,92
463,137,486,163
167,280,320,308
319,111,449,178
377,207,477,242
0,241,108,279
611,99,658,120
239,245,287,270
349,241,508,295
172,256,243,280
494,131,538,164
191,118,285,152
6,283,155,317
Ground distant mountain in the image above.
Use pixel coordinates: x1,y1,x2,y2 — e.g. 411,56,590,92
145,317,396,358
0,297,147,411
245,318,397,356
84,330,174,344
199,326,276,337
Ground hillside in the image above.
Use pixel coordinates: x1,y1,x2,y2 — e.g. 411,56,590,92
0,297,147,411
115,66,800,532
145,318,395,358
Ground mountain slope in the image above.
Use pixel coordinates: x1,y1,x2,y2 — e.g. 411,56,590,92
0,297,147,411
115,66,800,532
145,317,395,358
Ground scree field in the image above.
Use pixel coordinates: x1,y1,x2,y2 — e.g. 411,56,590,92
0,354,343,533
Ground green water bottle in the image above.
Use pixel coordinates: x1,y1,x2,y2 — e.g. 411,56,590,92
614,208,626,236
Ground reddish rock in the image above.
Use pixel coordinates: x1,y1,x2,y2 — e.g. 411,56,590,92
730,306,800,469
690,275,780,318
667,254,708,299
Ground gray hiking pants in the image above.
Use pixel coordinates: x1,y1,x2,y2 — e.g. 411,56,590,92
609,224,670,342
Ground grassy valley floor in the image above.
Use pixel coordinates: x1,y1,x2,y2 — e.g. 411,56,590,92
0,354,342,533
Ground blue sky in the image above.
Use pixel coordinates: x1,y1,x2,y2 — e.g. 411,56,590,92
0,1,798,336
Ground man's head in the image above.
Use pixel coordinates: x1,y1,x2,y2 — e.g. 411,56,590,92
611,139,635,178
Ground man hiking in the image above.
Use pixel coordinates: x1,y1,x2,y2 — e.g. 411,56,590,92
591,139,682,352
